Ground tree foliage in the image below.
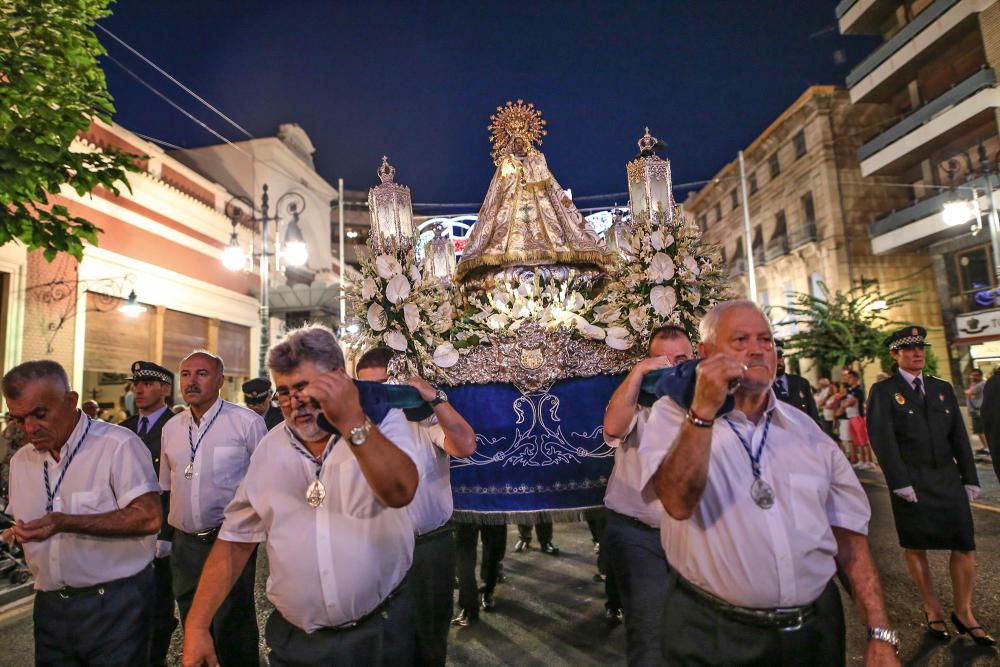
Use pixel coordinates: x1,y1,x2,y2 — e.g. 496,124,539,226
774,281,917,372
0,0,140,260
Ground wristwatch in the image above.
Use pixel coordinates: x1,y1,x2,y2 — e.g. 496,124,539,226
429,389,448,407
867,627,900,655
348,417,373,447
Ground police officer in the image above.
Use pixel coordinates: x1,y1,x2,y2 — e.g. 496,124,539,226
867,326,994,646
242,377,284,430
121,361,178,667
772,339,821,426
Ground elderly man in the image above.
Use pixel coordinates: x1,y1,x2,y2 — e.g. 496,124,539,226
602,324,693,666
242,376,283,431
162,351,267,666
121,360,179,667
355,345,476,667
868,327,993,646
182,326,420,667
640,300,899,665
2,360,162,665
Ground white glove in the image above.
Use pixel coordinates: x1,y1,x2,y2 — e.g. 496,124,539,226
893,486,918,503
155,539,172,559
965,485,981,502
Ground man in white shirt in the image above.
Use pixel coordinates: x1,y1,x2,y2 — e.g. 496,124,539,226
639,300,899,665
161,350,267,666
602,324,692,666
2,360,162,665
182,325,420,667
355,346,477,667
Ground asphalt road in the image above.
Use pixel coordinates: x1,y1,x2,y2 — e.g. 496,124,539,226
2,467,1000,666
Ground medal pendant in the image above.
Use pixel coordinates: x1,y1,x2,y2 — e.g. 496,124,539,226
184,462,194,480
306,480,326,508
750,477,775,510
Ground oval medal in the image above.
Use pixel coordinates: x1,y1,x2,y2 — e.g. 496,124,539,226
184,461,194,479
894,393,905,405
750,477,775,510
306,480,326,508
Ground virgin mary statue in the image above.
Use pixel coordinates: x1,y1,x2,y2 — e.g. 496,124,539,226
454,101,609,286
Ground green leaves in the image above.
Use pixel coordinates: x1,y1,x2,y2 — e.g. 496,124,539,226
1,0,141,260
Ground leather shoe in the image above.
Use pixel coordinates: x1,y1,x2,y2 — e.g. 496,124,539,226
923,611,950,640
951,612,996,646
480,592,496,611
513,539,530,553
539,541,560,556
603,607,624,627
451,609,477,627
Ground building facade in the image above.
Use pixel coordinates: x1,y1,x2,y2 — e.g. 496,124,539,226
685,86,942,383
837,0,1000,383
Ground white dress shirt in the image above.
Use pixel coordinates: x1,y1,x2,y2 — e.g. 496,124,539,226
406,418,453,536
639,393,870,608
7,414,159,591
897,368,924,393
604,407,662,528
219,408,417,632
160,398,266,533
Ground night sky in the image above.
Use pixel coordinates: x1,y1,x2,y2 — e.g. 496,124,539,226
97,1,876,212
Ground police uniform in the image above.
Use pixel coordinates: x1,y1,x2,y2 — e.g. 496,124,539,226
984,372,1000,483
242,377,284,431
867,327,979,551
773,340,822,427
121,361,178,667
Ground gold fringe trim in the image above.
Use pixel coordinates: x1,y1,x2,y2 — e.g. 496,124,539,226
455,251,609,282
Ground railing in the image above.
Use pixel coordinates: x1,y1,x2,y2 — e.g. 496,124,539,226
858,68,997,161
789,221,819,248
765,234,790,261
753,247,766,266
835,0,859,19
846,0,960,88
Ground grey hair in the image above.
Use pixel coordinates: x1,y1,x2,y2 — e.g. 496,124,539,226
698,299,771,345
268,324,345,375
2,360,71,400
181,349,225,376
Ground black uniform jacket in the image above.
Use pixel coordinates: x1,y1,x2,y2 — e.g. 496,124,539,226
775,373,822,427
122,408,176,542
867,372,979,550
983,373,1000,484
263,403,284,431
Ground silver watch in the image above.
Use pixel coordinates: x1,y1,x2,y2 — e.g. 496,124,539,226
429,389,448,407
867,627,899,655
348,417,373,446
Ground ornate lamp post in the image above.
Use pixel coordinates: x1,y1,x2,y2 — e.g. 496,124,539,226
423,224,457,284
603,205,632,257
626,128,675,224
368,156,415,256
223,184,308,376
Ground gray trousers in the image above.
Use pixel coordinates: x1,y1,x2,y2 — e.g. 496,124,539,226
407,527,454,667
603,510,668,667
34,565,154,667
171,531,259,667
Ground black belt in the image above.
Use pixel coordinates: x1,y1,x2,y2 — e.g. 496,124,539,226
416,523,454,544
676,575,818,631
43,564,151,600
178,526,221,544
607,508,659,532
320,579,406,633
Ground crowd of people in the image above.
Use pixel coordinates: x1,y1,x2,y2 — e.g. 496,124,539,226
0,299,998,666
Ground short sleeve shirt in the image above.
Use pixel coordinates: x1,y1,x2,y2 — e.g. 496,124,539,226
405,418,454,535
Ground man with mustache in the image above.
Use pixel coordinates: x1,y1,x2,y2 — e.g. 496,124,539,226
181,326,420,667
773,339,822,427
2,360,162,665
160,350,267,666
602,324,693,664
640,300,898,665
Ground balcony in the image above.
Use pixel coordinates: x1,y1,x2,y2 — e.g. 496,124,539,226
789,221,819,249
765,234,790,261
858,68,996,162
753,246,766,267
729,257,747,276
837,0,898,35
846,0,960,89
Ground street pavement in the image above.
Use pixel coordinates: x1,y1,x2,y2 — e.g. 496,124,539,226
2,464,1000,665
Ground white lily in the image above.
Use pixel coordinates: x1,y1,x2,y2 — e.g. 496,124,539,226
385,274,411,304
361,277,378,301
683,255,700,276
403,303,420,331
606,327,633,350
575,317,606,340
384,330,408,351
650,285,677,316
647,252,675,283
433,343,460,368
628,306,648,332
375,255,403,279
367,303,387,332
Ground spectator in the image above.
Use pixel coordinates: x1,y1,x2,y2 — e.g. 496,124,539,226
964,368,989,458
843,369,874,470
815,378,835,438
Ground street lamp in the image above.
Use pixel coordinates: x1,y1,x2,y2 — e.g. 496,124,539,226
223,184,308,376
941,142,1000,291
117,289,147,317
942,199,976,227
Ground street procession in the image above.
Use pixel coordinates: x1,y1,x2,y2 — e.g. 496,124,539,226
4,2,1000,666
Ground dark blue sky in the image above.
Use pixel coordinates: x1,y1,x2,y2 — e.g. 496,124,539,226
98,1,875,210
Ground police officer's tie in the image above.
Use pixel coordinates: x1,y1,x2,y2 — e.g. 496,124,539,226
138,416,149,438
912,377,925,407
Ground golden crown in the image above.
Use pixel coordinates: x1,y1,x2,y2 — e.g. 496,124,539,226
488,99,547,163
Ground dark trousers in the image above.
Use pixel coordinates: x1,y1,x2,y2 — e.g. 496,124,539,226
406,527,454,667
588,511,622,611
34,565,154,667
662,573,845,666
455,523,507,614
150,556,178,667
265,588,414,667
172,531,259,667
604,510,668,667
517,520,552,543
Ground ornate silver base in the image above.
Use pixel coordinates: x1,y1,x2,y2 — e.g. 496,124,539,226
459,263,605,293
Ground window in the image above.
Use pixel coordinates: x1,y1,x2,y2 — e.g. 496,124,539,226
720,246,727,264
801,191,815,223
748,173,758,195
698,214,708,233
810,272,824,298
731,189,739,210
953,244,997,310
774,210,787,233
793,131,807,159
714,202,722,223
768,152,780,179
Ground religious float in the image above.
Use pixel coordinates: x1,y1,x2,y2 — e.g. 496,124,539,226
351,101,726,523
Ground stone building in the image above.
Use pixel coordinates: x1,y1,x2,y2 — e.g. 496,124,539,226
684,85,942,382
837,0,1000,384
